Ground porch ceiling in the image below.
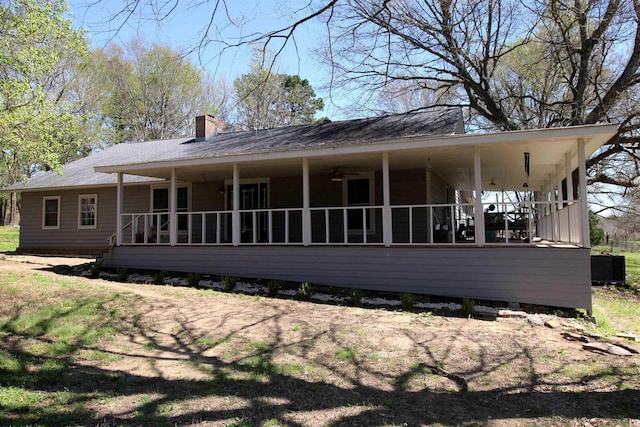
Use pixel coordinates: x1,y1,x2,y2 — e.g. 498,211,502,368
116,125,617,193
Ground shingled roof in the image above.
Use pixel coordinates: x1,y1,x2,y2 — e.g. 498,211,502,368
6,108,463,191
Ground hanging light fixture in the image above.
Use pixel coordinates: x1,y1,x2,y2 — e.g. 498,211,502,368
330,167,344,182
523,151,530,188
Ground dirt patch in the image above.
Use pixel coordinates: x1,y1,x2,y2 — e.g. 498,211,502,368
0,254,639,426
0,252,95,268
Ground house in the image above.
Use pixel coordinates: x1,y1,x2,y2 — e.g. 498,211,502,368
4,108,618,313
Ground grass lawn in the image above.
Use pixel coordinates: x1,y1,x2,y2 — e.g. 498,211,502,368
0,226,18,252
0,260,638,426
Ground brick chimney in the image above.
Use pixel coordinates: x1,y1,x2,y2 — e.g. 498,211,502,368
195,115,224,140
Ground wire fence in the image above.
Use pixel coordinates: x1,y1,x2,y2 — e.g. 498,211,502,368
599,240,640,253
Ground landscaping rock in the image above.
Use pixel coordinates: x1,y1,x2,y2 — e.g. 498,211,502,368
616,333,638,342
544,319,560,329
527,316,545,327
582,331,604,340
608,339,639,354
498,309,528,318
583,342,633,356
562,332,590,343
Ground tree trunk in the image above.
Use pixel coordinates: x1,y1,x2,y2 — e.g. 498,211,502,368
9,192,18,226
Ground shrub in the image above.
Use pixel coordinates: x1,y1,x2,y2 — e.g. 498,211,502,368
349,289,364,306
116,268,129,282
298,282,314,300
462,298,475,317
153,270,167,285
88,262,101,278
222,276,237,292
266,279,283,296
400,292,416,311
187,273,201,287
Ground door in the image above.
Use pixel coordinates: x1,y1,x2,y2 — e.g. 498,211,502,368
345,176,373,234
227,182,269,243
152,186,189,243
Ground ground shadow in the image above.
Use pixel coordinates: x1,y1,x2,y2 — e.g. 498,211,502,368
0,290,638,426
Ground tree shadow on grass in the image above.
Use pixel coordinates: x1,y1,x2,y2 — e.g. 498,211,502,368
0,287,638,426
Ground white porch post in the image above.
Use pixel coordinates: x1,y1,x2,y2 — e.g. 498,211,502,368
549,174,557,242
426,164,433,243
382,152,392,247
169,168,177,246
302,158,311,246
556,164,563,210
565,152,573,242
474,147,485,247
577,138,590,248
232,163,240,246
116,172,123,246
556,164,563,240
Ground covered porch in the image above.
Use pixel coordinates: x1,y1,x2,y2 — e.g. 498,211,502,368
97,122,618,311
106,128,607,250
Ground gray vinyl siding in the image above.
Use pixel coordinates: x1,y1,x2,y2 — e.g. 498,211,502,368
20,188,117,254
103,245,592,310
390,169,427,204
431,172,451,203
18,185,156,254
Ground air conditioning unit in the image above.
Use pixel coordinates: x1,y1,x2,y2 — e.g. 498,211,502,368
590,255,626,285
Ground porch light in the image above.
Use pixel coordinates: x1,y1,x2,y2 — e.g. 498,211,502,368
523,151,530,188
330,176,343,182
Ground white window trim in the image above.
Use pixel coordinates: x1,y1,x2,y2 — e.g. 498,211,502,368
42,196,61,230
78,194,98,229
149,183,192,212
223,178,270,210
342,172,375,235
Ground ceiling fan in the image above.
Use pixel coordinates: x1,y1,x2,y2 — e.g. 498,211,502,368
330,166,361,182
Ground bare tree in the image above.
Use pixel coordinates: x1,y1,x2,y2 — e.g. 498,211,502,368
73,0,640,204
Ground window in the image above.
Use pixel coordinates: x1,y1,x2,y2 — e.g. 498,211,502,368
343,173,374,233
150,185,190,241
42,196,60,229
78,194,97,229
152,186,189,212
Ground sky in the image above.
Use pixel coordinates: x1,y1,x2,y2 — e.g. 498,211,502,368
65,0,348,119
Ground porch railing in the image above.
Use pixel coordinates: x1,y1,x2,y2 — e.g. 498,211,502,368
481,199,582,245
117,199,583,247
